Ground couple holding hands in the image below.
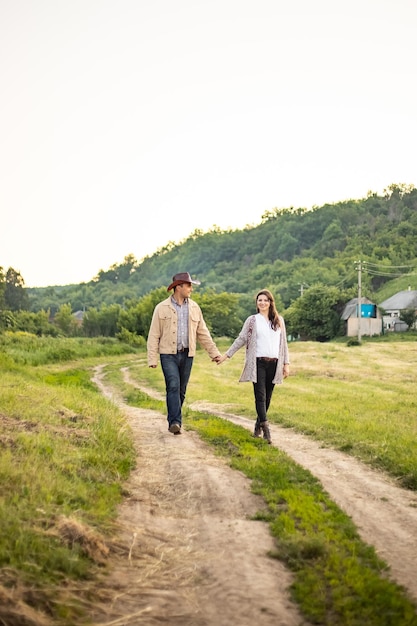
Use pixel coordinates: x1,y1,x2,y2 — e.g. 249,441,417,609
147,272,290,443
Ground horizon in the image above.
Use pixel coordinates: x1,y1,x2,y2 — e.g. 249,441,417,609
15,184,417,291
2,0,416,288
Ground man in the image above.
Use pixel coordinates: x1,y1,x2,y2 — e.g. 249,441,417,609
147,272,221,435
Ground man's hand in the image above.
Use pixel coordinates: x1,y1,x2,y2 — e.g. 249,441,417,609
216,354,229,365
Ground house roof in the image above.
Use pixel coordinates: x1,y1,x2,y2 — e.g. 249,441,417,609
341,297,374,320
379,290,417,311
72,310,85,321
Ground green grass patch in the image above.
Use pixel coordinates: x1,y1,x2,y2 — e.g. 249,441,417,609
171,340,417,490
2,334,417,624
125,341,417,489
0,332,136,366
125,341,417,491
0,354,136,623
103,359,166,411
41,367,98,391
121,342,417,623
184,412,417,625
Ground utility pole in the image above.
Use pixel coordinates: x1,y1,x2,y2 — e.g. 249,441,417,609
356,260,362,343
298,283,308,296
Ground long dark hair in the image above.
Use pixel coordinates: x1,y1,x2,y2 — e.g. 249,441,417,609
255,289,281,330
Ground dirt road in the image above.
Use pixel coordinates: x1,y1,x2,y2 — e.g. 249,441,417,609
89,365,417,625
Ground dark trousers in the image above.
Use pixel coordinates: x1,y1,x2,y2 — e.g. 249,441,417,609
253,358,277,423
160,350,193,427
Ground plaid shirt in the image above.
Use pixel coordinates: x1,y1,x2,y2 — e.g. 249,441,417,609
171,296,189,351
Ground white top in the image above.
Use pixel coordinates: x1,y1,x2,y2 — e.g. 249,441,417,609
255,313,281,358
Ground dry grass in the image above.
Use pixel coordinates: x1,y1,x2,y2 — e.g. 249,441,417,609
48,516,110,564
0,583,53,626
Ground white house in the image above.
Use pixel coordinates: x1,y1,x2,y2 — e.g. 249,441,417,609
378,288,417,331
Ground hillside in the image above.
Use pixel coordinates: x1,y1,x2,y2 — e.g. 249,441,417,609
25,183,417,313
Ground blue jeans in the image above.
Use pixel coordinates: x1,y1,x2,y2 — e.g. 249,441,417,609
253,358,277,423
160,350,194,427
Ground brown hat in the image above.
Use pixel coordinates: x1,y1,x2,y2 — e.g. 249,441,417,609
167,272,201,291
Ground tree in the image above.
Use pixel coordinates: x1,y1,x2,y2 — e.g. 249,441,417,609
286,284,345,341
20,184,417,318
82,308,101,337
0,310,16,331
82,304,121,337
13,310,58,336
95,254,138,284
4,267,29,311
318,220,346,256
54,304,78,336
0,266,5,308
276,232,299,261
117,287,167,338
400,308,417,330
193,291,242,337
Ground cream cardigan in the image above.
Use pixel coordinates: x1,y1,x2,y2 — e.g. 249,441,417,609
226,314,290,384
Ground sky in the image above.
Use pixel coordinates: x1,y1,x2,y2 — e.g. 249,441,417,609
1,0,416,288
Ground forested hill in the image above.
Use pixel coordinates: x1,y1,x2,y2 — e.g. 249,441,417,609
27,183,417,313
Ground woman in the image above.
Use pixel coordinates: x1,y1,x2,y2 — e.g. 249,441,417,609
218,289,290,443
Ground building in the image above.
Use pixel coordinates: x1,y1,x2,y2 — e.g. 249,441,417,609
379,288,417,331
72,310,85,327
341,297,383,337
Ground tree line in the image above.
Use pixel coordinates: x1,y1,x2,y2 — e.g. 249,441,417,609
1,183,417,341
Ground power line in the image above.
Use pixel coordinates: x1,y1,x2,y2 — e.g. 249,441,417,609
355,258,417,342
333,271,357,288
365,269,415,277
360,260,417,279
363,261,416,269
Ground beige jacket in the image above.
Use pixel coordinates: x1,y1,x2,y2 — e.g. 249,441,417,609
147,296,221,366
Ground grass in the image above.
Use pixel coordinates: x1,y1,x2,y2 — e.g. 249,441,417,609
0,340,137,623
1,334,417,624
122,348,417,625
0,331,136,366
184,414,417,625
132,337,417,489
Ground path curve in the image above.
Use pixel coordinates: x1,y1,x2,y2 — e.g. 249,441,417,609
190,402,417,603
90,365,308,626
120,367,417,604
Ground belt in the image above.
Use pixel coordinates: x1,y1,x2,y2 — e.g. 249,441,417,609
177,348,189,353
258,357,278,362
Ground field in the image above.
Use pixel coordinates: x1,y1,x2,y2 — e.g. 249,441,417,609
135,336,417,489
1,333,417,625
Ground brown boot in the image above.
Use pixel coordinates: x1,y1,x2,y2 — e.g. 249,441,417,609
260,421,272,444
253,419,262,438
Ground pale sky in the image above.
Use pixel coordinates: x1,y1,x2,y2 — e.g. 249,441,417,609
1,0,416,287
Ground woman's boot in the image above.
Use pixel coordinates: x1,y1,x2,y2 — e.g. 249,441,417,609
253,419,262,438
260,421,272,444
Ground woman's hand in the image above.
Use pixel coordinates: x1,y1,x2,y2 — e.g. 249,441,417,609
217,354,229,365
283,363,290,378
